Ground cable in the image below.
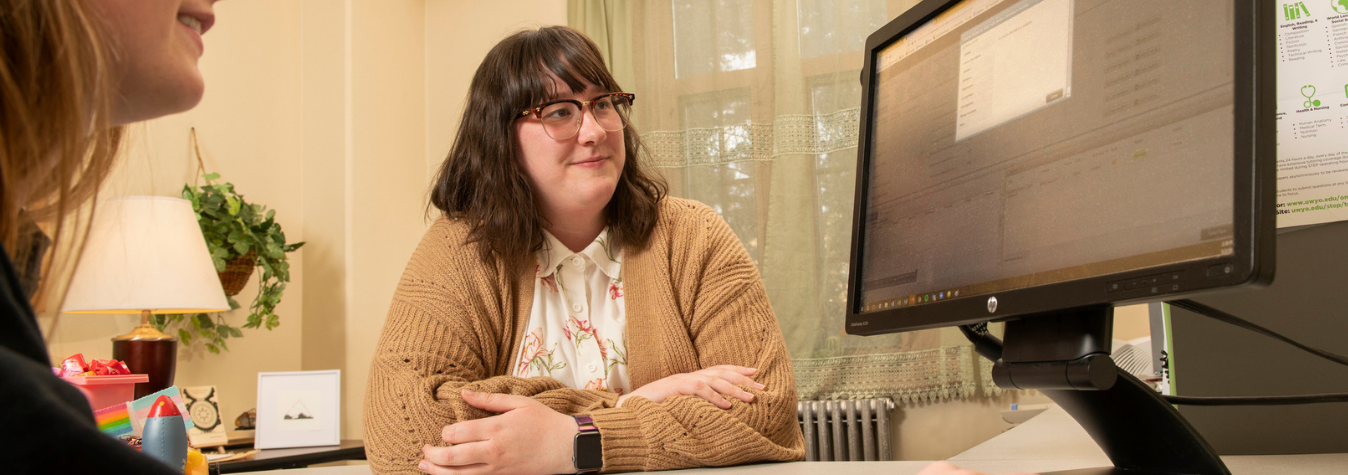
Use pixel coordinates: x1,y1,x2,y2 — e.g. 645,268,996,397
1167,299,1348,368
958,323,1002,362
1163,393,1348,406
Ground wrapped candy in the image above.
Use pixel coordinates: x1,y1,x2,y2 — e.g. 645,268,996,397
58,354,133,377
90,358,131,376
60,353,89,377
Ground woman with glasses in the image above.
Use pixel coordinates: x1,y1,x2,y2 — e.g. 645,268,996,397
363,26,804,474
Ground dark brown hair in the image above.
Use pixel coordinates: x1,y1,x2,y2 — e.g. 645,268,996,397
429,26,666,267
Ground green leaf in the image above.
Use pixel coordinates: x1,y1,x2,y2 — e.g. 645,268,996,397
178,329,192,346
195,313,214,329
202,172,220,182
226,196,241,216
206,343,220,354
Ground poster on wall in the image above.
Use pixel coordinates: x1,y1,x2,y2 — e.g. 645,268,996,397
1275,1,1348,227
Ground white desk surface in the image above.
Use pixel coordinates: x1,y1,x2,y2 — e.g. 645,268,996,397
272,405,1348,475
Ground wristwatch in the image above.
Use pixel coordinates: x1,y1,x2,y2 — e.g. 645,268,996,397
572,415,603,474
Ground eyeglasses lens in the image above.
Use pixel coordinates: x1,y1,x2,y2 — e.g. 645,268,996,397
540,96,631,139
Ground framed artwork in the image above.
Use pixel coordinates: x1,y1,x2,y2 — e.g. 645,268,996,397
255,370,341,449
180,385,229,447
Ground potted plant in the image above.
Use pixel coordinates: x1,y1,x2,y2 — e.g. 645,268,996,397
154,172,304,353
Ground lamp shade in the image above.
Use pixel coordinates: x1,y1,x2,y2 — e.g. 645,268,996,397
63,196,230,315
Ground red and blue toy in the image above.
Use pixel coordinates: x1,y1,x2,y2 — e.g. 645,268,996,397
141,395,188,470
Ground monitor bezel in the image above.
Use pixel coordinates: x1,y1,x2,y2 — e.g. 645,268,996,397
845,0,1275,336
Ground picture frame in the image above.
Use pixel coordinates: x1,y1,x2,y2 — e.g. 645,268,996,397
255,370,340,449
181,385,229,448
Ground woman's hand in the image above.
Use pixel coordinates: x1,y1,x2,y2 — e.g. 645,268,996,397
616,365,764,409
419,389,577,475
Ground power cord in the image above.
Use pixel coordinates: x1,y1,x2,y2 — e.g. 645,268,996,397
1168,299,1348,368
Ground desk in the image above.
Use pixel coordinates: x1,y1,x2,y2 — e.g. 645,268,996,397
254,408,1348,474
214,439,365,473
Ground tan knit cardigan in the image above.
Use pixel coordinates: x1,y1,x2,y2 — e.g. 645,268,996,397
363,197,805,474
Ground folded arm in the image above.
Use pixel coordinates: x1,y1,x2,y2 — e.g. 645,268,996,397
364,269,617,474
586,204,805,471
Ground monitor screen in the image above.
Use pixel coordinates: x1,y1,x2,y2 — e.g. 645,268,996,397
847,0,1272,333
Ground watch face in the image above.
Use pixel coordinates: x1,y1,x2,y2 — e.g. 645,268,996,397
574,432,603,471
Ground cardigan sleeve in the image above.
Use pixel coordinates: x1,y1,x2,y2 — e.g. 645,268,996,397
586,202,806,471
362,222,620,475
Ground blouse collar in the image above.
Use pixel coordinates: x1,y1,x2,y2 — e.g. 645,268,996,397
536,228,622,280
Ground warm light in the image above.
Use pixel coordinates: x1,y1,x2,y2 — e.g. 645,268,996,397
62,196,229,315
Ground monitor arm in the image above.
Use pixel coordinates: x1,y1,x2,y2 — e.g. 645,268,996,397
960,306,1230,475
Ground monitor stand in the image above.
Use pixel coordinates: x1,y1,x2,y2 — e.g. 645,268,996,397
964,305,1229,475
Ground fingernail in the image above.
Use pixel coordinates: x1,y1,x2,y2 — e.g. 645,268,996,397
745,393,755,401
754,382,767,390
418,461,429,472
747,367,759,373
462,388,476,397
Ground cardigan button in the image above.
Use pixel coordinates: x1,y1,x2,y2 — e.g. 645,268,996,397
572,303,584,313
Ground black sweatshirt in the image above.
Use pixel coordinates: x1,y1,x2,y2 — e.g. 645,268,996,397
0,244,181,474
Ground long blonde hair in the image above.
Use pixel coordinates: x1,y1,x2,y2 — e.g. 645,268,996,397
1,0,125,304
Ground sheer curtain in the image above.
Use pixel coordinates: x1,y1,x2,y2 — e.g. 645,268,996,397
570,0,997,403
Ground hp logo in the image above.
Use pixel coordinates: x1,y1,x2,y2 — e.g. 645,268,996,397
987,296,998,314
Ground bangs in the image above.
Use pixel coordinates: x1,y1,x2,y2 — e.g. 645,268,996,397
511,28,618,108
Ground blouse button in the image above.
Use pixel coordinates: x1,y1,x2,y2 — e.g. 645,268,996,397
586,363,598,373
571,257,582,267
572,303,584,313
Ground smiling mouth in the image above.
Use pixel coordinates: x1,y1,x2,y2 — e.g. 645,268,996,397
574,157,608,165
178,15,204,35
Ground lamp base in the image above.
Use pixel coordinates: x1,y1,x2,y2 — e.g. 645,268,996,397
112,311,178,399
113,338,177,400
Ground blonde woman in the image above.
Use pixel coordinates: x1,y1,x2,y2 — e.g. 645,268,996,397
1,0,221,473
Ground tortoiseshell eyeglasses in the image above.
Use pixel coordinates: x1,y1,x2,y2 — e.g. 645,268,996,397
519,93,635,140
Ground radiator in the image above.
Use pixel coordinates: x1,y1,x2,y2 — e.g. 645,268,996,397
796,398,895,461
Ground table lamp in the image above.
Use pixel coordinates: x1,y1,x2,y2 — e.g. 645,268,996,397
63,196,230,399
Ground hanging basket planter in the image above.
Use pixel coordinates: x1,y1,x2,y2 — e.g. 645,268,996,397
217,251,257,297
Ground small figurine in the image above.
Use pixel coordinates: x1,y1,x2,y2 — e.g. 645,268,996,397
142,395,188,470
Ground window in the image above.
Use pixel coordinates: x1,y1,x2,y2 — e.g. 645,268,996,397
673,0,759,78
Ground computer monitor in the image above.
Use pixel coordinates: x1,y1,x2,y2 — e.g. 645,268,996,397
845,0,1275,473
847,0,1274,335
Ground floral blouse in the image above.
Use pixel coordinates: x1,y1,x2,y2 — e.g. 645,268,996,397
512,228,630,395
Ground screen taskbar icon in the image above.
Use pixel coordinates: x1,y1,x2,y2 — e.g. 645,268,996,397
864,288,968,312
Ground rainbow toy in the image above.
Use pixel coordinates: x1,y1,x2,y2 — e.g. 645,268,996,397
94,403,132,438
